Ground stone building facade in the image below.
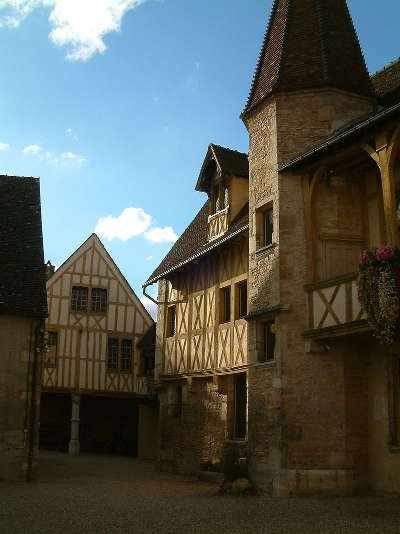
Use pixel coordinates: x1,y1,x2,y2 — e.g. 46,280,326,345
144,0,400,494
0,176,47,480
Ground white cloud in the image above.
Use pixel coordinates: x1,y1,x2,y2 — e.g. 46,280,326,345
95,207,152,242
0,0,148,61
145,226,178,243
0,141,10,150
60,151,85,164
23,144,41,154
66,127,78,140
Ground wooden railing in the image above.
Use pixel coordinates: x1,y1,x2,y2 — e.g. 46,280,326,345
304,272,371,339
208,209,228,241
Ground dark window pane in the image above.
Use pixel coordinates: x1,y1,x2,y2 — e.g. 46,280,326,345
238,282,247,318
167,306,176,337
234,373,247,439
91,288,107,313
173,385,183,418
45,331,58,367
264,208,273,246
221,286,231,323
71,286,88,312
264,322,276,361
120,339,132,372
107,338,119,371
214,185,220,213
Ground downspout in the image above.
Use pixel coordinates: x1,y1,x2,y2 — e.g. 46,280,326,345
143,284,158,305
27,321,43,481
24,320,35,444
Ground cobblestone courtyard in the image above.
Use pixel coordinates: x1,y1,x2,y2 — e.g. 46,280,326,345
0,451,399,533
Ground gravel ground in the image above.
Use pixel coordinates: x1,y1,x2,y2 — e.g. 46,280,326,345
0,451,399,534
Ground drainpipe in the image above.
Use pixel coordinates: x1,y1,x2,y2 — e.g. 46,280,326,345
26,321,43,481
143,284,158,305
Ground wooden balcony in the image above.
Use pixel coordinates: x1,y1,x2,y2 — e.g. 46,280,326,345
304,272,371,340
208,208,228,241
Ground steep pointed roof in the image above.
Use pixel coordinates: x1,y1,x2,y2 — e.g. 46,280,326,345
196,144,248,193
242,0,374,117
48,233,154,324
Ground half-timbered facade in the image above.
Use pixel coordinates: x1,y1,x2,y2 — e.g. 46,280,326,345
145,145,249,473
41,234,156,456
145,1,400,494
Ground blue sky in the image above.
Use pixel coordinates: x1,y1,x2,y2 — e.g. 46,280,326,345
0,0,398,318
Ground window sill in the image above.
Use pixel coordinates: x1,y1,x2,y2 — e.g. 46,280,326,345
389,445,400,454
252,360,276,368
225,439,248,445
255,242,276,258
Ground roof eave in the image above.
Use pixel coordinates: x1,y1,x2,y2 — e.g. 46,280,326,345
143,224,249,287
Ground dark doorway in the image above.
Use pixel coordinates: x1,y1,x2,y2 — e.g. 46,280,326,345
79,396,139,456
39,392,70,452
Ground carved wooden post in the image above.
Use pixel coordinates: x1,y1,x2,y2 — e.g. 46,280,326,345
362,128,400,247
68,394,81,455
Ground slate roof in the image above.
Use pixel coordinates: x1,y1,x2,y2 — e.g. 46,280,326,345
0,176,47,318
242,0,374,117
371,58,400,105
196,144,248,192
137,323,156,349
144,201,249,285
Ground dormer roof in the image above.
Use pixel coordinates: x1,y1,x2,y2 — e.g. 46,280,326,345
242,0,375,118
196,144,248,193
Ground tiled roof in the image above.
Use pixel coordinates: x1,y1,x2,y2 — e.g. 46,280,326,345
210,145,248,179
371,58,400,104
144,201,249,285
196,144,248,192
242,0,374,117
137,323,156,348
0,176,47,318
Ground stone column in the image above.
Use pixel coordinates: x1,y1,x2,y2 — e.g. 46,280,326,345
68,394,80,455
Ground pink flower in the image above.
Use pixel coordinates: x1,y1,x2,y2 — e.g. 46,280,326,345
360,250,370,267
376,246,395,262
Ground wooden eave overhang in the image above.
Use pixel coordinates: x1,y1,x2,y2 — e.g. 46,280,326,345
143,223,249,288
278,101,400,173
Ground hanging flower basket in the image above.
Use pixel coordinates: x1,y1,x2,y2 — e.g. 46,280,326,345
358,246,400,344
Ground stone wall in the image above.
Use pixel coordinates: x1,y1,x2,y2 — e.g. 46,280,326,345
158,378,227,474
0,315,41,480
245,88,375,494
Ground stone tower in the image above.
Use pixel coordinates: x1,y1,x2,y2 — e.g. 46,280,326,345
242,0,375,494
